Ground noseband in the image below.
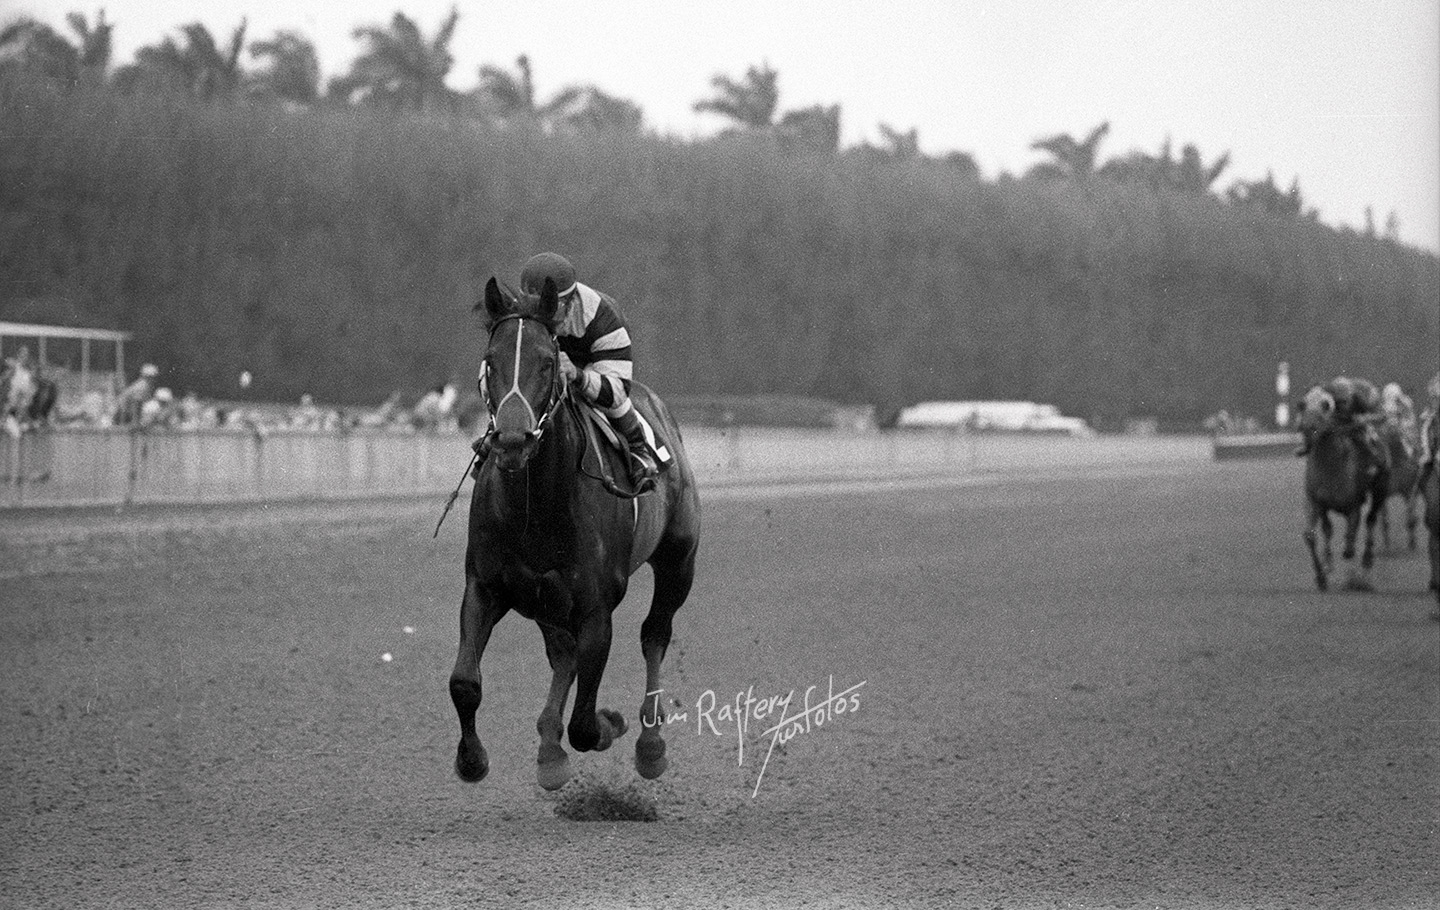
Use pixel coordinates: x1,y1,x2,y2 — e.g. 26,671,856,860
486,313,563,443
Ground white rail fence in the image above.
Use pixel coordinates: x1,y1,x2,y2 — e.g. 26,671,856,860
1,426,1210,508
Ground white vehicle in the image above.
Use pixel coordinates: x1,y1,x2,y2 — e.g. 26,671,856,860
896,400,1096,437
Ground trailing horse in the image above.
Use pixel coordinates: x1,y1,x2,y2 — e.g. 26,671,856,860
1375,416,1421,552
0,361,57,435
448,276,701,790
1421,414,1439,604
1299,387,1390,591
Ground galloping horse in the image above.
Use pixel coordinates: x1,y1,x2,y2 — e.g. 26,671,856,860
449,276,701,790
0,357,57,434
1375,416,1422,551
1299,386,1390,591
1420,413,1439,602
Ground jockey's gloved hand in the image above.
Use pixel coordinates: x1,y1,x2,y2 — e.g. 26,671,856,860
558,352,579,384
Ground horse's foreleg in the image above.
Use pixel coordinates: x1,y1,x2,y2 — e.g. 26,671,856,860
449,574,507,782
1378,496,1392,551
1406,492,1419,551
636,544,697,780
536,624,577,790
1304,503,1328,591
1341,507,1360,562
568,609,625,753
1361,492,1383,571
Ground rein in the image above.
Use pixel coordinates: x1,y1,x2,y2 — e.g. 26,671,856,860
433,312,641,537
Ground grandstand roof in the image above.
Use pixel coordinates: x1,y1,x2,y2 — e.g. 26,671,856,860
0,321,132,342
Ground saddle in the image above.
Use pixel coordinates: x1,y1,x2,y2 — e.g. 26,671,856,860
575,400,655,498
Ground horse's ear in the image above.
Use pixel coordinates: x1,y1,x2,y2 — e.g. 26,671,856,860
537,277,560,324
479,277,510,322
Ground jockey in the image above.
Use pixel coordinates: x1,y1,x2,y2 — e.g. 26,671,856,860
1295,375,1387,468
475,253,671,491
113,363,159,426
1419,372,1440,470
1380,381,1418,457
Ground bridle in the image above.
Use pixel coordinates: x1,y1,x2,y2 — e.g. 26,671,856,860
485,313,563,444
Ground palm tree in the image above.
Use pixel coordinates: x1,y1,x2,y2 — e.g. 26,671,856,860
114,20,248,100
0,10,112,89
473,53,537,120
473,55,642,133
1101,138,1230,197
1170,143,1230,195
1226,172,1311,219
692,62,779,131
547,85,643,134
1028,121,1110,180
329,7,459,112
942,151,980,179
877,123,921,159
776,104,840,154
248,30,320,106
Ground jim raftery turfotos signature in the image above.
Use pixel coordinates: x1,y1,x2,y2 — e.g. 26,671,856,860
642,675,866,796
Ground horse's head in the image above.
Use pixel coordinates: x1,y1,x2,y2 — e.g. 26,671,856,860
1296,385,1336,439
478,275,565,472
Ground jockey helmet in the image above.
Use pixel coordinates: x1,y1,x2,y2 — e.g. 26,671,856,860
520,253,577,299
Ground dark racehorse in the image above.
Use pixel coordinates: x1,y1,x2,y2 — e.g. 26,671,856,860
449,276,701,790
1375,417,1421,551
1299,387,1389,591
1420,415,1439,604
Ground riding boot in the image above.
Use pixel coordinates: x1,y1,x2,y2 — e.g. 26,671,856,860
611,408,659,492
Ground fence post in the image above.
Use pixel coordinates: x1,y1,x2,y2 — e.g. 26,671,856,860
124,429,140,506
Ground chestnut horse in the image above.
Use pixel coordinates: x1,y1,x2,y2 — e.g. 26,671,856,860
448,276,700,790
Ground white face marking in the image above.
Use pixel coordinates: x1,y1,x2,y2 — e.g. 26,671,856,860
494,319,538,428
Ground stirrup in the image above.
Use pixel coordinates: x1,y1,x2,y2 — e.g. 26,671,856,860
628,448,658,492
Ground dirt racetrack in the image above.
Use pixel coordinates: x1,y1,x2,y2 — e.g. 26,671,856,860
1,453,1436,909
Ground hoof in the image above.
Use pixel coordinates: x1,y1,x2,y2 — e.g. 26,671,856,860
455,736,489,783
600,709,628,738
537,757,572,791
635,738,668,780
1343,573,1374,592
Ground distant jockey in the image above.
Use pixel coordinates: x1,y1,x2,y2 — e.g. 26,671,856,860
1419,372,1439,474
1295,375,1388,471
476,253,671,491
1379,381,1418,458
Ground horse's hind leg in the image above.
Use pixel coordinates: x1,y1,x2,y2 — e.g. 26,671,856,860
536,625,578,790
636,536,698,780
449,574,507,782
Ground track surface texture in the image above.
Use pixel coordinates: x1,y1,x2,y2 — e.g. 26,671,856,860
2,455,1436,909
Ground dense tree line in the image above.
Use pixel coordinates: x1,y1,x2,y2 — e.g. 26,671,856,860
1,11,1435,425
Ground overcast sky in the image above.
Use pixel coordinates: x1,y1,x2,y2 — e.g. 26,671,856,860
12,0,1440,252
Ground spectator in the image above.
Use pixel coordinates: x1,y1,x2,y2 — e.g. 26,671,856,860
175,391,205,430
114,363,159,426
292,393,324,430
140,387,176,428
